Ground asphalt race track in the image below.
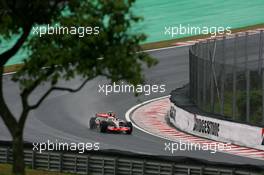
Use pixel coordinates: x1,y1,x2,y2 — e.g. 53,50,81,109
0,46,264,166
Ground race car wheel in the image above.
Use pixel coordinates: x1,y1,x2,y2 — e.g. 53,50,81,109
125,122,133,135
100,121,108,133
89,117,96,129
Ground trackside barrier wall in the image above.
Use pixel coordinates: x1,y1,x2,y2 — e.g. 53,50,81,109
169,103,264,150
0,145,263,175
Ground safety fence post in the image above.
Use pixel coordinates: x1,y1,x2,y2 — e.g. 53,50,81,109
232,34,238,119
32,150,36,169
197,53,201,106
6,147,10,163
220,36,226,115
86,155,89,175
258,31,263,74
48,152,50,170
246,69,250,122
142,159,146,175
113,157,117,175
189,49,193,99
209,39,215,112
262,68,264,125
171,163,175,175
59,153,63,173
74,155,77,173
244,32,249,122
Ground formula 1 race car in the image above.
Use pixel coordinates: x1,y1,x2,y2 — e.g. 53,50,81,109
89,112,133,134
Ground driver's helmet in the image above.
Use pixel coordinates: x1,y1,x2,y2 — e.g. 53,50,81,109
108,111,116,118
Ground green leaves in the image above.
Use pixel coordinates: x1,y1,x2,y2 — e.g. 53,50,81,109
3,0,156,92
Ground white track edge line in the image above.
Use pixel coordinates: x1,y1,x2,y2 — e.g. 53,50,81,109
125,96,264,161
2,44,191,76
125,95,185,143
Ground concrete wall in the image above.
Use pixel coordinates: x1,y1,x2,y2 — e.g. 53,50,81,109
169,103,264,150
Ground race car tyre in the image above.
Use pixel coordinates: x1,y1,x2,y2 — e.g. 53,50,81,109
125,122,133,135
89,117,96,129
100,121,108,133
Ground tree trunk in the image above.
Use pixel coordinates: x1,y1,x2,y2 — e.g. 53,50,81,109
12,133,25,175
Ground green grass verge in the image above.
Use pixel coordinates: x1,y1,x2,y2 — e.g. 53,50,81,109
3,23,264,74
141,23,264,50
0,164,77,175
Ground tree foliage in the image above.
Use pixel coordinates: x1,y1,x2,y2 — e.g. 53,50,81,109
1,0,156,90
0,0,157,174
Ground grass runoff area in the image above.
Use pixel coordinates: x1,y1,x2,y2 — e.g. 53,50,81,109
3,23,264,74
0,164,76,175
2,0,264,66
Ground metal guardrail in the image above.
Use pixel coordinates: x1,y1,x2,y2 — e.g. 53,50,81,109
0,146,262,175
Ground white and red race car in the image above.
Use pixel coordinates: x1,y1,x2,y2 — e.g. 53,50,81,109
89,112,133,134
